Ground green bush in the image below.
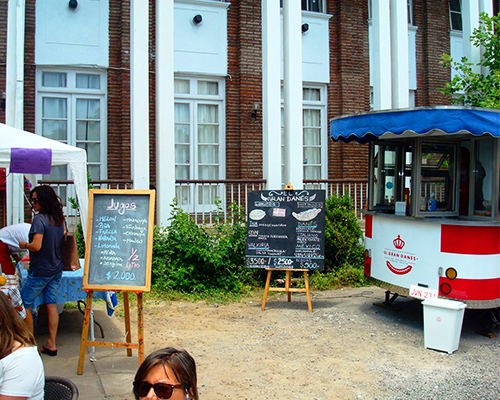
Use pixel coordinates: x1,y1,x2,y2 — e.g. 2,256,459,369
152,194,366,295
73,191,366,295
324,195,364,273
152,200,254,294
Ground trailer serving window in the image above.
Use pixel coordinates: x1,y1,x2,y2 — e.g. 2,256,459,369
331,107,500,221
368,137,500,219
369,141,413,213
416,141,458,216
369,139,461,217
460,137,498,219
370,143,397,210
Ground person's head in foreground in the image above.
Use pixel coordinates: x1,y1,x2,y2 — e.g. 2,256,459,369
133,347,199,400
0,291,36,359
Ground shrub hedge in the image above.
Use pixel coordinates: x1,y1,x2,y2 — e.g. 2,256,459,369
75,194,366,295
151,195,365,294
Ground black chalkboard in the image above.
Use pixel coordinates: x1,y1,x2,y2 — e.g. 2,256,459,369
83,189,155,291
245,190,325,270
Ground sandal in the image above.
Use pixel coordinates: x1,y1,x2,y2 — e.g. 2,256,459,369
40,345,57,357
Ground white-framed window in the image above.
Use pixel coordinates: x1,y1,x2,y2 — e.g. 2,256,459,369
280,0,325,13
36,68,107,208
407,0,413,25
174,76,225,211
450,0,462,31
281,85,327,184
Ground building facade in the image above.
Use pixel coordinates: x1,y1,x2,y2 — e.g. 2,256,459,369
1,0,499,224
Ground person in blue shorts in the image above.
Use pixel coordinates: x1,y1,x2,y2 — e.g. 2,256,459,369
19,185,65,357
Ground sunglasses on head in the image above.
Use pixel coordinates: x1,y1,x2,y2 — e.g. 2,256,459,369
30,198,39,205
133,381,184,399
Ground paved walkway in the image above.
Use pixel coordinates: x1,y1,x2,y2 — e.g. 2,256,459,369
36,304,137,399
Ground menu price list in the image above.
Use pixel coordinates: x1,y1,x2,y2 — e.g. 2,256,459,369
245,190,325,270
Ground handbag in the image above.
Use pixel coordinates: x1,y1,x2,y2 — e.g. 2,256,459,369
61,221,81,271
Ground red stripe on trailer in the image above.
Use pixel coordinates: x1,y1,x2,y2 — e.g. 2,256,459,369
365,214,372,238
441,225,500,255
439,277,500,301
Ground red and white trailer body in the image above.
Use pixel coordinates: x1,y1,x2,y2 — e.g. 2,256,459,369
363,214,500,309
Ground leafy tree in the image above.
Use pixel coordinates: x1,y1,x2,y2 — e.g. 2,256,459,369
440,12,500,109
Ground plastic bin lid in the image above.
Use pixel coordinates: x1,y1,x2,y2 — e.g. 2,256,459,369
422,298,467,310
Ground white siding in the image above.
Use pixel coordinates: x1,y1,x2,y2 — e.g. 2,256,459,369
35,0,109,67
174,0,229,75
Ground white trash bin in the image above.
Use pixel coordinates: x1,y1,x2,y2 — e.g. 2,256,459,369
422,298,467,354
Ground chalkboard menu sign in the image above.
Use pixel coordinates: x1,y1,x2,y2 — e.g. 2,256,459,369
246,190,325,270
83,189,155,291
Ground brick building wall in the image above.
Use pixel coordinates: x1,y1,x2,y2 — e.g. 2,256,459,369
107,0,132,181
226,0,264,180
327,0,371,180
414,0,452,106
1,0,499,193
226,0,242,180
24,0,36,135
0,1,6,126
0,0,6,224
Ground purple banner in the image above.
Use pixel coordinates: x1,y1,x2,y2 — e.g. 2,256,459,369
10,148,52,174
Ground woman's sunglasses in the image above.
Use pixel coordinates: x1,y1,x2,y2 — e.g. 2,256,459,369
133,381,184,399
30,198,39,205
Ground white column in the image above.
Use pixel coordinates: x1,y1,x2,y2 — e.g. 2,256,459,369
462,0,481,74
262,0,282,190
372,0,392,110
156,0,175,226
390,0,409,109
6,0,25,225
479,0,494,75
479,0,493,16
282,0,303,189
130,0,150,190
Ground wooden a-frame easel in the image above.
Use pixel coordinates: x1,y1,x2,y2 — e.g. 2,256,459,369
77,290,144,375
261,268,312,312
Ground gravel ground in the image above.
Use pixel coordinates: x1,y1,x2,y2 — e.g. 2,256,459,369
137,286,500,400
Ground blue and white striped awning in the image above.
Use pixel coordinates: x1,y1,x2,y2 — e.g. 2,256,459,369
330,106,500,143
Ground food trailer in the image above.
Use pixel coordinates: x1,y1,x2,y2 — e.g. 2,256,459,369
330,107,500,309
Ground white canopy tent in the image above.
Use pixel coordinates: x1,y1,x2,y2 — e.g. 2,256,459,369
0,123,89,238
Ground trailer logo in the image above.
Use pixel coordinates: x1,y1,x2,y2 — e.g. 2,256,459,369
393,235,405,249
383,234,418,275
386,261,412,275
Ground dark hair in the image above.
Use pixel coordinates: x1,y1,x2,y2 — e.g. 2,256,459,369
133,347,198,400
30,185,64,226
0,291,37,359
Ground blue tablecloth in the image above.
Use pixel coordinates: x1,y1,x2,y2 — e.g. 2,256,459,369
19,265,117,314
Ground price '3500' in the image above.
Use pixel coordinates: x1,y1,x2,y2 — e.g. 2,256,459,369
106,270,136,281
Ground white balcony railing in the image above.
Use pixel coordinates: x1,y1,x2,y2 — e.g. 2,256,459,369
304,179,368,220
36,178,368,224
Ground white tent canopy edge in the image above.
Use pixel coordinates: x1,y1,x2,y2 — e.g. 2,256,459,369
0,123,89,239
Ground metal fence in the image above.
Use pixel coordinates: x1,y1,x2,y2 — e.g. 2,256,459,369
175,179,267,224
38,178,368,223
304,179,368,220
